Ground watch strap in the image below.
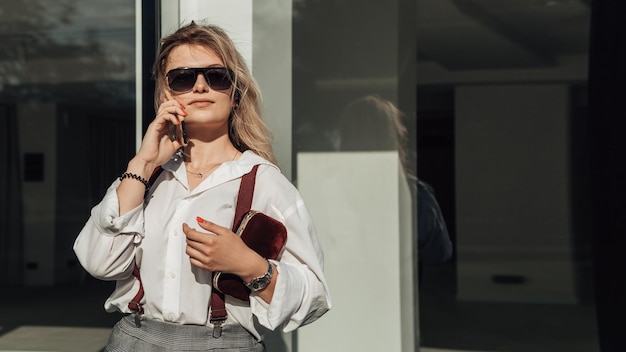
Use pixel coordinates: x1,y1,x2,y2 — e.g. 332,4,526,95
245,260,273,291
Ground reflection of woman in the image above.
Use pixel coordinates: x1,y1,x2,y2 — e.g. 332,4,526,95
74,22,330,351
337,95,408,164
337,95,452,265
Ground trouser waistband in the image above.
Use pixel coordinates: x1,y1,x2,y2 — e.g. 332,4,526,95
113,315,262,350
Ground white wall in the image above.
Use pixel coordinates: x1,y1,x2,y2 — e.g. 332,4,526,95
251,1,292,178
297,152,415,351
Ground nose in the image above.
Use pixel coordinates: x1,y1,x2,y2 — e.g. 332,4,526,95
192,73,210,93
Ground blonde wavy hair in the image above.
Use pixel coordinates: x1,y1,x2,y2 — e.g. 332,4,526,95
153,21,277,165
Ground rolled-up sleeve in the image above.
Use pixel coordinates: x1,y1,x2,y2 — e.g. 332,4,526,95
249,197,331,332
73,181,145,280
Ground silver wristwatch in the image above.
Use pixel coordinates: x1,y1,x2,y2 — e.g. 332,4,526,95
245,260,273,292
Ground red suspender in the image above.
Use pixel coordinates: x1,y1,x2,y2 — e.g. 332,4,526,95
128,265,144,313
210,164,259,337
127,166,163,317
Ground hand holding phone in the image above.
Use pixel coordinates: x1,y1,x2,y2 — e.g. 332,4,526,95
164,90,188,147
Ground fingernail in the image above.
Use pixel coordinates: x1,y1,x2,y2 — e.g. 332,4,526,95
196,216,205,223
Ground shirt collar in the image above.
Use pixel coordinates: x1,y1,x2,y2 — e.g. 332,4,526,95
161,150,277,193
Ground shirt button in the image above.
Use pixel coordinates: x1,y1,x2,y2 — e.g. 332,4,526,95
169,271,177,279
167,313,174,321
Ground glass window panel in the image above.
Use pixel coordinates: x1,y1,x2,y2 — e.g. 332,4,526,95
0,0,136,347
293,0,598,351
293,0,419,350
0,1,602,351
416,1,598,351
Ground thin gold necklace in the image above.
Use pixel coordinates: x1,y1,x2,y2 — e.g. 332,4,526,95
185,150,240,178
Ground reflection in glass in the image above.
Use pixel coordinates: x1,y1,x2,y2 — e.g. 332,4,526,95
335,95,452,266
0,0,136,345
417,0,597,351
292,1,419,348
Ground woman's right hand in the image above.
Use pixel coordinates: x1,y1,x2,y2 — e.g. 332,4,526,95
134,99,188,169
117,98,187,215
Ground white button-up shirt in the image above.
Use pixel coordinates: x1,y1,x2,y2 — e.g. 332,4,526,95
74,151,331,339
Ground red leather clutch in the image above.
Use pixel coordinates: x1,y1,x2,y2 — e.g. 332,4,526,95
212,210,287,301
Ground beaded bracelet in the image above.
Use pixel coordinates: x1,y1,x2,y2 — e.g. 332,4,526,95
119,172,150,192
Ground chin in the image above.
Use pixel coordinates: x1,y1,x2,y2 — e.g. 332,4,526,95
185,117,230,130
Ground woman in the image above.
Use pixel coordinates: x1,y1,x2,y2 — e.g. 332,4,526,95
74,22,330,351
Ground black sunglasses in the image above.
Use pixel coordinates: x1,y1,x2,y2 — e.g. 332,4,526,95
166,67,235,93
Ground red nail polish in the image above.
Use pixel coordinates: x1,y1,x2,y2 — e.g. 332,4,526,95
196,216,204,223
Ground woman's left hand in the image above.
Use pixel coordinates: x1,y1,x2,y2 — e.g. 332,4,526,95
183,218,266,280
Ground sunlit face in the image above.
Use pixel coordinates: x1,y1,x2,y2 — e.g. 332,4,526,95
165,44,234,130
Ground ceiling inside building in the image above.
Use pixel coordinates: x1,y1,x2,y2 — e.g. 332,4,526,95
417,0,591,70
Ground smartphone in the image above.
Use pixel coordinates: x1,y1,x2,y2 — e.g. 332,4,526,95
168,120,188,146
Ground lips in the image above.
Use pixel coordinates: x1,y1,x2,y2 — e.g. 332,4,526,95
189,99,215,105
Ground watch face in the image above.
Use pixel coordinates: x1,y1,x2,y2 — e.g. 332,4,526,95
251,277,268,291
247,262,273,291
